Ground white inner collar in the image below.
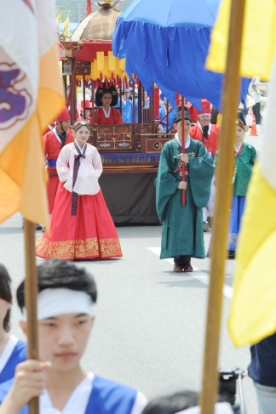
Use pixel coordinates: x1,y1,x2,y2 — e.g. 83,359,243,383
75,140,86,154
102,107,111,118
198,122,211,135
234,140,244,153
0,336,19,373
175,133,191,149
41,373,94,414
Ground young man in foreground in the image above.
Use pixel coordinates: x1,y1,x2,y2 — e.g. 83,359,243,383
0,260,147,414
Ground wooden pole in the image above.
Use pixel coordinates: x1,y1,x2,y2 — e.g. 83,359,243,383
200,1,246,413
132,82,135,123
166,99,169,133
181,97,186,205
82,74,86,119
24,220,39,414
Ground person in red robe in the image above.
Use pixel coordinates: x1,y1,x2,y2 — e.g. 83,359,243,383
93,86,124,125
189,99,220,157
189,100,220,231
43,107,74,214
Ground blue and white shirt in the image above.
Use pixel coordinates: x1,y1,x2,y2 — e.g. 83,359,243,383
0,336,26,384
0,373,147,414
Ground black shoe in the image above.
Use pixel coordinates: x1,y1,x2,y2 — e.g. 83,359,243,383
35,224,43,230
228,250,235,259
181,255,193,271
173,257,183,272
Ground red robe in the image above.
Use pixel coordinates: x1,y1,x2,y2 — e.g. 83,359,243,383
93,107,124,125
189,124,220,157
43,128,74,213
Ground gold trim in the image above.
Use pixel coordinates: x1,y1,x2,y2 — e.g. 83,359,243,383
36,237,122,260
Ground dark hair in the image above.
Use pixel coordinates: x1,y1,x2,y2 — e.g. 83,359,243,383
95,86,118,107
237,111,247,126
235,118,245,131
141,390,199,414
73,121,90,133
0,264,12,332
16,260,97,312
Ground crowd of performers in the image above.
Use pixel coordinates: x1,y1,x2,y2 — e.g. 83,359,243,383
0,84,271,413
38,83,256,267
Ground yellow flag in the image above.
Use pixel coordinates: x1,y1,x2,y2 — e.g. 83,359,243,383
206,0,276,80
63,13,70,39
56,7,62,24
228,52,276,347
0,0,64,227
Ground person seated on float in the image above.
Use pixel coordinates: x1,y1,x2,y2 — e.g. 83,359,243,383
93,86,124,125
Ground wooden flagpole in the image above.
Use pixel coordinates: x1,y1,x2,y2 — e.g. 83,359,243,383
24,220,40,414
181,97,186,205
200,0,246,413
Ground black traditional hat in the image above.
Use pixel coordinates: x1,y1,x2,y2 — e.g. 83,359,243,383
95,86,118,107
174,109,191,124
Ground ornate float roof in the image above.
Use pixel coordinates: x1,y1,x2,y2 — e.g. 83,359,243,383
71,8,122,42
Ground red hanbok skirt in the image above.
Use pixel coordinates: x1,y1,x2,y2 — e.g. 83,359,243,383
47,174,59,214
36,183,122,260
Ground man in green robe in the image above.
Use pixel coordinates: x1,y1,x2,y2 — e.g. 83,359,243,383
155,110,214,272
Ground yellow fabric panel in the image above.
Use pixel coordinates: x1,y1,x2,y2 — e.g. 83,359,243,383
119,58,126,71
0,114,48,225
0,170,20,221
38,44,64,130
96,52,105,72
108,51,116,72
115,59,123,78
206,0,276,80
228,162,276,346
91,61,101,79
103,56,111,79
0,43,64,227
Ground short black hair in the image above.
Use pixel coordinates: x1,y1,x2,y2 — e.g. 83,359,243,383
141,390,199,414
0,264,12,332
16,260,97,312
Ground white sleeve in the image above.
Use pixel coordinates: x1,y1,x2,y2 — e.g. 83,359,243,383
57,146,70,182
131,392,148,414
92,148,103,178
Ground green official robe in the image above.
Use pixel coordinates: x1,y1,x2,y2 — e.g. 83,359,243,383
233,143,257,196
155,137,214,259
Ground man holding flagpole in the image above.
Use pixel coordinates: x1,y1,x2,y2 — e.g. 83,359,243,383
0,260,147,414
155,110,214,272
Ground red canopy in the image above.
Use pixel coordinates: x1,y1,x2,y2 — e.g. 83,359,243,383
61,40,112,62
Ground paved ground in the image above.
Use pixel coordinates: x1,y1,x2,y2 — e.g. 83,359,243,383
0,130,262,412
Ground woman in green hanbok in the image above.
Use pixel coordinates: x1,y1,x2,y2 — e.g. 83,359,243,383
155,110,214,272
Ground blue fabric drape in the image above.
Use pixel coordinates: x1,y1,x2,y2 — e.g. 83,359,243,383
112,0,251,111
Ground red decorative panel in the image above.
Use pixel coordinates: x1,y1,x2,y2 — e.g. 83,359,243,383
94,124,133,152
140,135,173,153
133,124,152,152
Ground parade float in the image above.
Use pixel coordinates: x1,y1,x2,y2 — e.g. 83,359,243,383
60,1,174,224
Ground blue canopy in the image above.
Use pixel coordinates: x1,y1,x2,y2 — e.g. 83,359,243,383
113,0,250,111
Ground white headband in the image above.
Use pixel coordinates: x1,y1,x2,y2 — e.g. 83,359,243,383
22,288,94,320
176,402,233,414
